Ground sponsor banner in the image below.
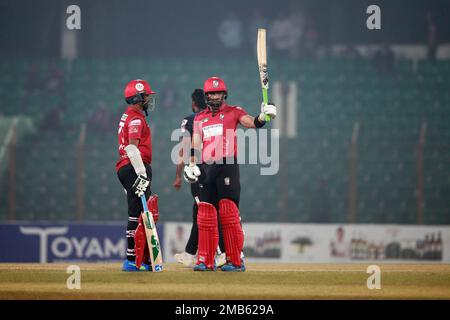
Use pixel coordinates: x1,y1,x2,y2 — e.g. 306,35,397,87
164,222,450,263
241,223,450,263
0,222,164,263
163,223,192,262
4,221,446,264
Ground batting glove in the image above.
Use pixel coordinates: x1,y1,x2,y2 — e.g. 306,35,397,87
184,163,201,183
132,174,150,197
259,102,277,121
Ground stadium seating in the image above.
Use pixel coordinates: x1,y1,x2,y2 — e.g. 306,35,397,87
0,58,449,224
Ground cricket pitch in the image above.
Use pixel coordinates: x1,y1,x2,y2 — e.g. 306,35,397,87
0,263,449,300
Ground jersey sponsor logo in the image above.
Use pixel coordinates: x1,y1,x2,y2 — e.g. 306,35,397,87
202,123,223,138
135,82,144,91
130,119,142,126
220,114,225,120
121,114,128,121
129,126,138,134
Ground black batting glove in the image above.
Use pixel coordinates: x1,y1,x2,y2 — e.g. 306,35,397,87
132,175,150,197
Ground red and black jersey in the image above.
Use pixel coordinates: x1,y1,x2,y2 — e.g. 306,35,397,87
193,103,248,163
116,106,152,172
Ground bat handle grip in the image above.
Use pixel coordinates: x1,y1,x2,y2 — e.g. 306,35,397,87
262,89,271,123
140,195,149,212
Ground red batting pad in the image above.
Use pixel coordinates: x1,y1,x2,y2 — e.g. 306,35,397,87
219,199,244,266
134,215,150,268
147,194,159,223
197,202,219,269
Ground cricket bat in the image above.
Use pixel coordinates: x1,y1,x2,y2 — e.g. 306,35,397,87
257,28,271,123
140,195,163,272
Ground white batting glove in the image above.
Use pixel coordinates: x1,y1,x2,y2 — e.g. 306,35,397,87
183,163,201,183
259,102,277,121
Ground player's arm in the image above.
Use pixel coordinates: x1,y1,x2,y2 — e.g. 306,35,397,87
173,163,184,190
125,137,150,196
173,136,191,190
190,131,202,164
126,138,146,176
238,103,277,128
184,131,202,183
239,114,261,128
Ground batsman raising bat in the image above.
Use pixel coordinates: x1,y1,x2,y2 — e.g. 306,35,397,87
184,73,276,271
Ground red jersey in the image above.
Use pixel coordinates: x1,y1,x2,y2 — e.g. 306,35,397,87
193,103,248,163
116,106,152,171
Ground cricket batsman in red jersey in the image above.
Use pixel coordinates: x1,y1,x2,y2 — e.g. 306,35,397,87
183,77,277,271
116,79,159,272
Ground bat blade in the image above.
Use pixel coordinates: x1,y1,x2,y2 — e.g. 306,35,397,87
140,195,163,272
257,28,268,91
142,211,163,272
257,28,271,122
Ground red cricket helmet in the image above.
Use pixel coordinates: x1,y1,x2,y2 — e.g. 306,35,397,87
203,77,227,94
124,79,156,105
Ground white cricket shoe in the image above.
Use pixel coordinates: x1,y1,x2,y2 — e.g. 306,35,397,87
215,252,227,267
174,252,196,267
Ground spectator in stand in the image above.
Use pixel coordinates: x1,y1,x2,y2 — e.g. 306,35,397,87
426,11,439,63
45,62,64,93
303,17,319,59
26,63,42,94
40,104,64,131
270,12,303,59
218,12,243,54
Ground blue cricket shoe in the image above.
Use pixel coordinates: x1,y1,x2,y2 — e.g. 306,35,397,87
193,262,216,272
122,259,151,272
220,260,246,272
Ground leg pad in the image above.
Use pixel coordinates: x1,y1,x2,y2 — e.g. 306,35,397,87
134,215,150,268
218,199,244,267
197,202,219,269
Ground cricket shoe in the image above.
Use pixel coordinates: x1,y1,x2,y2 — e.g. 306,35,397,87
215,252,227,267
193,262,216,272
174,252,196,267
122,259,151,272
220,260,246,272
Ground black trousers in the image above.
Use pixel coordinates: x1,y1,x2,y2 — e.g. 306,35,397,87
184,182,201,255
184,165,229,255
117,163,152,261
183,162,240,255
198,162,240,206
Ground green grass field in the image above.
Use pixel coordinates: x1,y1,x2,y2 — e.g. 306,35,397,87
0,263,449,300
